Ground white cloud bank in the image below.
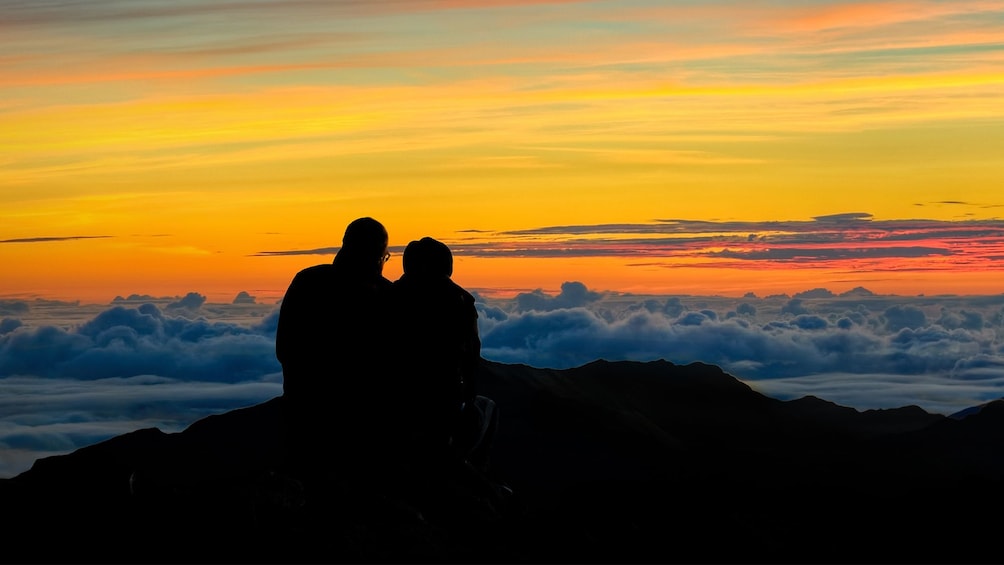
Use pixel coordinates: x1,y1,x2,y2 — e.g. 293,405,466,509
2,283,1004,478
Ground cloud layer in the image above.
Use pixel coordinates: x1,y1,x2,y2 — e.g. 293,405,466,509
3,283,1004,478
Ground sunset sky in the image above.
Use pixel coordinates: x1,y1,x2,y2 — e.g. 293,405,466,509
4,0,1004,303
4,0,1004,479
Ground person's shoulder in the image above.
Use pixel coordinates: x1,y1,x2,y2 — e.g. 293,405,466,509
389,274,418,291
440,281,476,314
288,263,336,288
447,280,475,301
297,263,334,276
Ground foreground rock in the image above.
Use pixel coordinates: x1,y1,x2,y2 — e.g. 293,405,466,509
3,359,1003,563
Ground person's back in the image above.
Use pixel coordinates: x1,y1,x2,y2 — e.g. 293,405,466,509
275,217,393,483
388,237,492,469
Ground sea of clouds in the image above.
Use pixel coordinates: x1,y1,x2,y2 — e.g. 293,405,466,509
2,282,1004,478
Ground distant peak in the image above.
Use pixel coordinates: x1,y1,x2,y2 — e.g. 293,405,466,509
839,286,876,297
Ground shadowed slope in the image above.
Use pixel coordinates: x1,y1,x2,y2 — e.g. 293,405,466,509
2,359,1002,564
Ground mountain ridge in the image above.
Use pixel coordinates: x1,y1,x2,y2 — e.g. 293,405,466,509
2,358,1002,563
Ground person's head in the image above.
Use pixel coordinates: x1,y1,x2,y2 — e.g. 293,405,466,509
403,236,453,279
334,217,389,273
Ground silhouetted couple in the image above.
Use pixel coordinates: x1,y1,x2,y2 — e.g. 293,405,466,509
274,217,497,509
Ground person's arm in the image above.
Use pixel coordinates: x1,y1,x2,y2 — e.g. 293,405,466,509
275,267,319,396
460,296,481,404
274,274,303,368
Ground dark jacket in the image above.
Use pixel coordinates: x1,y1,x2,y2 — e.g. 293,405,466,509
388,272,481,454
275,260,392,473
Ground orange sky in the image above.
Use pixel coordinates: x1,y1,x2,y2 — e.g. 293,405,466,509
3,1,1004,304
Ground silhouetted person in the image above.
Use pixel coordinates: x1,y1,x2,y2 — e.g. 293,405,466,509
388,237,497,474
275,217,392,491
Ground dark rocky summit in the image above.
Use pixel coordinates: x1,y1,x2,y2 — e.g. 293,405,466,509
3,359,1003,564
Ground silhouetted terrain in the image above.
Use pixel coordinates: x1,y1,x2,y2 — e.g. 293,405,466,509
3,359,1003,564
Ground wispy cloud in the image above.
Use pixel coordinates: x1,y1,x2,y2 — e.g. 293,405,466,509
252,247,340,257
0,236,111,244
252,215,1004,278
461,215,1004,268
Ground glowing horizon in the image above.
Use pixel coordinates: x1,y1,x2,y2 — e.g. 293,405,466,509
3,1,1003,303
